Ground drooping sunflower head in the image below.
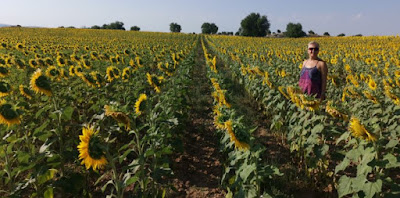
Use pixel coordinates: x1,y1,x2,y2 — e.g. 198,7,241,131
91,71,103,87
0,100,21,126
77,125,107,171
30,69,52,97
0,81,12,97
104,105,131,130
19,85,33,100
348,117,377,142
106,66,120,82
134,93,147,116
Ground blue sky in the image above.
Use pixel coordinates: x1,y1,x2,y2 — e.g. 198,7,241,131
1,0,399,36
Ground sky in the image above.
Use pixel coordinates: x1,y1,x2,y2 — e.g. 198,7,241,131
1,0,399,36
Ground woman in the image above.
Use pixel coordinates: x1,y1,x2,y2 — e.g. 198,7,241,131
299,41,328,100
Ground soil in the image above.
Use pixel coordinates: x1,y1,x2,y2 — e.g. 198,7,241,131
169,40,226,198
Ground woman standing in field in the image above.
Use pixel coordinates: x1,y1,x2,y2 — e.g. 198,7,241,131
299,41,328,100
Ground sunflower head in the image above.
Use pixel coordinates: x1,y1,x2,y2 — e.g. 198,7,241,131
19,85,33,100
135,94,147,116
45,66,60,80
348,117,377,142
0,81,12,97
77,125,107,171
0,66,10,78
0,100,21,126
30,69,52,97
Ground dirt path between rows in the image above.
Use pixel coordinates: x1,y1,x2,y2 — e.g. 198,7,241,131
169,39,226,198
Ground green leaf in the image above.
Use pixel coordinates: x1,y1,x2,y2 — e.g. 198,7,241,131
125,175,139,186
61,106,74,121
385,139,398,149
335,158,350,174
239,163,256,183
34,120,50,135
383,153,400,169
44,187,53,198
363,180,382,198
38,169,58,185
338,175,352,198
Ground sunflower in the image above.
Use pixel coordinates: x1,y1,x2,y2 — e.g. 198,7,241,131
325,101,348,121
15,43,24,50
224,120,250,150
91,71,103,87
29,59,39,68
122,67,131,82
278,86,290,100
19,85,33,100
74,65,84,77
0,81,12,97
81,73,97,88
69,65,76,77
146,73,161,93
368,78,377,90
0,66,9,78
363,91,379,104
134,94,147,116
82,59,91,69
45,66,61,80
348,117,377,142
30,69,52,96
56,56,66,67
0,100,21,126
135,56,143,67
104,105,131,130
106,66,120,82
77,125,108,171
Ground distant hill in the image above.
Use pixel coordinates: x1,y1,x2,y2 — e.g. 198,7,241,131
0,23,12,27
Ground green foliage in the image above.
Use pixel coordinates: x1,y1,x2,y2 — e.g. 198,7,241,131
130,26,140,31
323,32,330,36
201,22,218,34
169,22,181,33
284,22,306,38
239,13,270,37
337,33,346,37
90,21,125,30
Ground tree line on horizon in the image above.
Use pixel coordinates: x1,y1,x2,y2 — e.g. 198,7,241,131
57,14,357,37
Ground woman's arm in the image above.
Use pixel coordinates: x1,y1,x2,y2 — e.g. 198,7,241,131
320,61,328,100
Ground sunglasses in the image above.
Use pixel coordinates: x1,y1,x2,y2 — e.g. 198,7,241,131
308,47,319,51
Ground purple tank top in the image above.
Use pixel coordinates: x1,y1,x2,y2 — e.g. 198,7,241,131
299,61,322,98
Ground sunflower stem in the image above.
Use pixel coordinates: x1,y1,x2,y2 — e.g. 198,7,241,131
106,148,123,198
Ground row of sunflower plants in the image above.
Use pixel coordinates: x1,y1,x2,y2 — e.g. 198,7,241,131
0,28,198,197
204,35,400,197
201,37,281,198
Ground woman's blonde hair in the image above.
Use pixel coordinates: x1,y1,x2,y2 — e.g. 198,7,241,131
308,41,320,48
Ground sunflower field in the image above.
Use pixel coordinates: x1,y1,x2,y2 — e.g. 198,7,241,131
0,27,399,197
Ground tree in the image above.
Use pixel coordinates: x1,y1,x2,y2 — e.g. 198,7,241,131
101,21,125,30
277,29,281,33
308,30,315,35
323,32,330,36
337,33,345,37
130,26,140,31
284,22,306,38
170,23,181,33
91,25,101,29
201,22,218,34
239,13,270,37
